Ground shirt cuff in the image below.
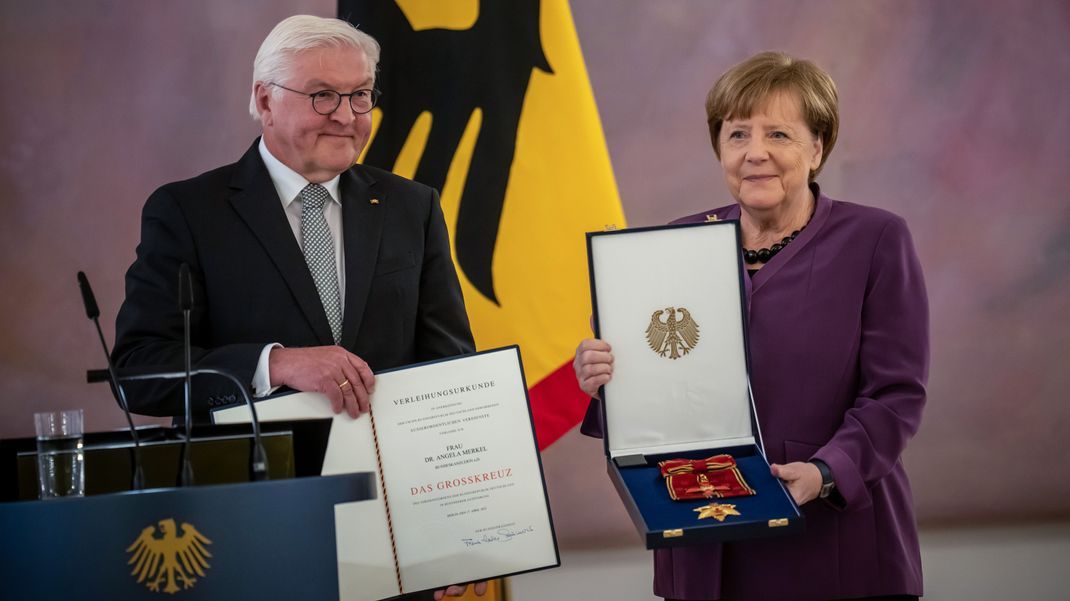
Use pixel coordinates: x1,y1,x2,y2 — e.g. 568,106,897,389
253,343,283,398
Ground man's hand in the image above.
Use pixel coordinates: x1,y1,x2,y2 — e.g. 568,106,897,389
434,581,488,599
573,338,613,399
770,462,822,506
269,346,375,417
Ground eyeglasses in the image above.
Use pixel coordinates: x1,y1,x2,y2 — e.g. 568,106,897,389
268,82,381,115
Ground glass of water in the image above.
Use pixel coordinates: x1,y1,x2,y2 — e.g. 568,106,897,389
34,409,85,499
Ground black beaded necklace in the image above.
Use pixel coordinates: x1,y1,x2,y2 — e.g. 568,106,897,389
742,212,813,265
743,229,801,264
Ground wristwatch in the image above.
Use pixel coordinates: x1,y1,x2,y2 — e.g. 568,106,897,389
811,459,835,499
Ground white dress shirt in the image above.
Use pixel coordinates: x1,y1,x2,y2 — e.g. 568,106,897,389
251,138,348,396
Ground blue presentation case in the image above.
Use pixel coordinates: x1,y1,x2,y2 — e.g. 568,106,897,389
587,220,803,549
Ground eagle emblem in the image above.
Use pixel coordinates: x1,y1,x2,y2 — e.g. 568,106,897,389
127,518,213,594
645,307,700,359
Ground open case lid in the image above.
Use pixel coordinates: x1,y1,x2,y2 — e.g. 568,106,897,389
587,220,764,460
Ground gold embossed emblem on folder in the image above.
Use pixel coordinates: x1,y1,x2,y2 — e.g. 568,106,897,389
127,518,213,593
645,307,700,359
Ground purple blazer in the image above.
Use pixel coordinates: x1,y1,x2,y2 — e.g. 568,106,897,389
582,189,929,600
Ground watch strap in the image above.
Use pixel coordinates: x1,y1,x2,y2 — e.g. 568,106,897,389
811,459,835,498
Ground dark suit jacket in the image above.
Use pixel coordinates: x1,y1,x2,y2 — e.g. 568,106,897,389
113,140,475,418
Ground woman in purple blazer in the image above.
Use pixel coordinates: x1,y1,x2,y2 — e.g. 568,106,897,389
574,52,928,601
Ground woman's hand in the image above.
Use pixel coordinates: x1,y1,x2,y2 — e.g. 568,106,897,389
434,581,488,599
770,462,822,506
573,338,614,399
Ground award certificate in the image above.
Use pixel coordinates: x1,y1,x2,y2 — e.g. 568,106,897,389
213,346,558,600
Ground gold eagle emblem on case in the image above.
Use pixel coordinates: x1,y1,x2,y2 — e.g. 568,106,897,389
127,518,213,594
645,306,700,359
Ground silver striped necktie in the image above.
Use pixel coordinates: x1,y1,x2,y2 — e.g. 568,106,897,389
298,183,342,344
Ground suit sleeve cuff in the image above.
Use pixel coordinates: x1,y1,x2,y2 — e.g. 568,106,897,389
812,445,871,511
579,397,605,438
253,343,283,398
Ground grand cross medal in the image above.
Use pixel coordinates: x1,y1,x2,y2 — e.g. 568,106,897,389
693,503,741,522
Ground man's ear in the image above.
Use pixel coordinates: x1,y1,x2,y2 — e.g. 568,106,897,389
254,82,274,126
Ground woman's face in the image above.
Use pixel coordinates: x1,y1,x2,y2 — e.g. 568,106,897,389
718,91,823,214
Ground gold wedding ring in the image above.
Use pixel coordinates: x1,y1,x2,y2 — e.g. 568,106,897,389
338,379,351,390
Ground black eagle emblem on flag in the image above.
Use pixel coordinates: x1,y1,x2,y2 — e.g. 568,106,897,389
340,0,552,305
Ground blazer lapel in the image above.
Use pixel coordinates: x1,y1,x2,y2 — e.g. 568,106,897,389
338,166,384,350
749,190,831,295
228,141,335,345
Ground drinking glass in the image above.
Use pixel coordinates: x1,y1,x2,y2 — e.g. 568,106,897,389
34,409,85,498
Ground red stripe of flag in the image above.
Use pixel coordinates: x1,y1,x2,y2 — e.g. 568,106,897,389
528,360,590,450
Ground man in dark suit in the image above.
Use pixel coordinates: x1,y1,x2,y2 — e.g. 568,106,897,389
113,15,475,423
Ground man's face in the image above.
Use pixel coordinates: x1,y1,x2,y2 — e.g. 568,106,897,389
256,46,373,183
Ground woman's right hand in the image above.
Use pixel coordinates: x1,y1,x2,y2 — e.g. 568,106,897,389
573,338,614,399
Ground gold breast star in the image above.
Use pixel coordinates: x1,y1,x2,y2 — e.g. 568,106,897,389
694,503,740,522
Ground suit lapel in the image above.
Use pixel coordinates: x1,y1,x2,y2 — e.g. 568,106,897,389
228,141,335,345
339,166,384,349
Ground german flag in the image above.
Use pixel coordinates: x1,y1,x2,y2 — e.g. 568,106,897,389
342,0,625,449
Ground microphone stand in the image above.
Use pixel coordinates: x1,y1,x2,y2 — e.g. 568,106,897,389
178,264,195,487
77,272,145,490
115,368,269,481
81,266,269,485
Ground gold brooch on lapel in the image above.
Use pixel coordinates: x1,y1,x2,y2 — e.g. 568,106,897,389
705,215,719,222
369,198,380,205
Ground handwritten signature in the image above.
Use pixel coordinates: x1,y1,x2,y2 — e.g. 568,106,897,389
462,526,535,547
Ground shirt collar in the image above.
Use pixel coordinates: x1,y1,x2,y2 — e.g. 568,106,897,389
258,137,341,207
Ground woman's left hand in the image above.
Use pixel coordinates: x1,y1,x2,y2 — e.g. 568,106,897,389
434,581,488,599
770,462,822,506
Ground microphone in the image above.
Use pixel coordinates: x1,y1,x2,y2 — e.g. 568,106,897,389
78,271,100,318
178,263,195,487
92,366,270,481
76,271,145,490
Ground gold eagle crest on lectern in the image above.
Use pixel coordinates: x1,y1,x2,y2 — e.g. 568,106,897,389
127,518,213,594
645,307,700,359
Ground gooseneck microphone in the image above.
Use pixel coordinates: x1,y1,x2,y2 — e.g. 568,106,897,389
84,261,269,484
178,263,195,487
76,271,145,490
91,367,270,482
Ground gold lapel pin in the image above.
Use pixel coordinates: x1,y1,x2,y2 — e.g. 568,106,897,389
370,198,380,205
705,215,720,222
